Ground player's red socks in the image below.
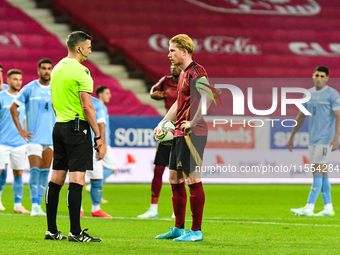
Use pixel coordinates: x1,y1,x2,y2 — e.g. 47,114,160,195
171,182,187,229
151,165,165,204
189,182,205,231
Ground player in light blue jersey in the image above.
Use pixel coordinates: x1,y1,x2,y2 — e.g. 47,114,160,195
10,59,56,216
0,69,30,214
82,96,112,218
0,63,9,203
0,63,9,91
94,86,115,203
288,66,340,217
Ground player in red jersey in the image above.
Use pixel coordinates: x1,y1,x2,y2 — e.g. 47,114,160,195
138,64,181,218
155,34,213,242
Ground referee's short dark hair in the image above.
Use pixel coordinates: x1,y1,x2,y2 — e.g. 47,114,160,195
66,31,93,51
38,58,53,68
95,86,109,97
314,66,329,76
7,69,22,77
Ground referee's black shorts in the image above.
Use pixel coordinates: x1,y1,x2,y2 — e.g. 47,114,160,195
52,120,93,172
154,142,171,166
169,132,207,172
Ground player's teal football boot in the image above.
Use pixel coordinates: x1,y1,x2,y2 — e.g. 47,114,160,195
156,227,185,239
173,229,203,242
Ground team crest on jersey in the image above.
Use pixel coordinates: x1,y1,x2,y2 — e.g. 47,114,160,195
182,78,186,87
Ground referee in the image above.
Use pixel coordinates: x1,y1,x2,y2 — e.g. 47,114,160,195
45,31,103,242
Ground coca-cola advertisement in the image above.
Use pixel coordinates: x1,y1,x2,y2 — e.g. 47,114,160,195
185,0,321,15
149,34,261,55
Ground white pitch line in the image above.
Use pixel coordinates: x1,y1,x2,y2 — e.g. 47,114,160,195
1,213,340,227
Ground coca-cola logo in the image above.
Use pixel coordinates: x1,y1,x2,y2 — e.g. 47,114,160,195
149,34,261,55
0,31,21,48
185,0,321,16
289,42,340,57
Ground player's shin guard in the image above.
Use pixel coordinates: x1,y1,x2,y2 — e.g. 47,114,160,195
0,167,8,193
46,182,62,233
38,168,50,205
29,167,40,204
68,183,83,235
13,175,23,204
321,174,332,205
307,172,323,205
102,168,112,184
171,182,187,229
151,165,165,204
90,180,102,208
189,182,205,231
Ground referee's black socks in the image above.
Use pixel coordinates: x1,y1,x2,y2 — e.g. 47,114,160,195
46,181,62,234
68,183,83,235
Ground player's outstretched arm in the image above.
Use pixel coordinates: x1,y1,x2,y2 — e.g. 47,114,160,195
331,110,340,151
79,91,102,151
287,111,306,152
10,102,33,140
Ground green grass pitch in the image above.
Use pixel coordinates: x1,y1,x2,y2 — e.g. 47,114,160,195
1,183,340,254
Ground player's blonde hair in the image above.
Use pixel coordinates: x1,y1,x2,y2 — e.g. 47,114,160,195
7,69,22,77
169,34,195,54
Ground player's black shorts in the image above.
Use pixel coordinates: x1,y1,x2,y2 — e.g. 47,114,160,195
52,120,93,172
154,142,171,166
169,133,207,171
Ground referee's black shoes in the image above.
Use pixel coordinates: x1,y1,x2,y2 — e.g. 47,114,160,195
68,229,102,242
45,231,67,240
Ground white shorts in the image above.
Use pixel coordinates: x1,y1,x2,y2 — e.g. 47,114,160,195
102,145,115,170
0,144,26,170
308,144,332,164
27,144,53,157
86,149,103,179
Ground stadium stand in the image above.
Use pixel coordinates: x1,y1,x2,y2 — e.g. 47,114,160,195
0,0,159,115
49,0,340,116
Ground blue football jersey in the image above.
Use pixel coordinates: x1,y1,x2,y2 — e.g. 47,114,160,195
3,84,9,90
101,103,111,146
90,96,106,145
0,90,26,147
302,85,340,145
14,80,56,145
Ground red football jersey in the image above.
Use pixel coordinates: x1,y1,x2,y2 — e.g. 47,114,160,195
175,61,208,137
153,76,178,110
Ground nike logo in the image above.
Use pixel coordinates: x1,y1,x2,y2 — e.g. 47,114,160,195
31,185,37,189
192,237,202,241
